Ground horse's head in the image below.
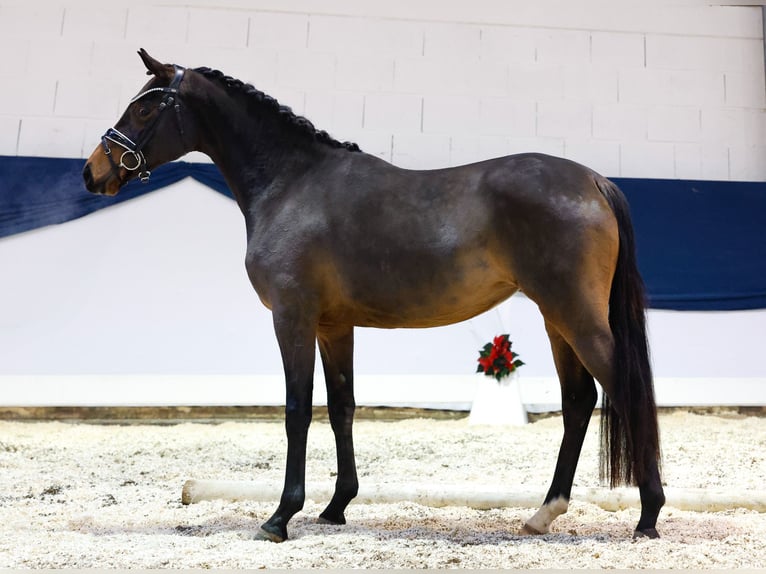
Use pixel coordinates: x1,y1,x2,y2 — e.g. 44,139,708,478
83,49,191,196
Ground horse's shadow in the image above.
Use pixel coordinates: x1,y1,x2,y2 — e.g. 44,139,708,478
71,502,746,547
70,510,639,546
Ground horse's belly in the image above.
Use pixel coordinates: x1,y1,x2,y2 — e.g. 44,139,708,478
334,274,517,329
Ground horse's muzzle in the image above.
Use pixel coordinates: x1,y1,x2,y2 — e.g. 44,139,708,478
82,161,121,196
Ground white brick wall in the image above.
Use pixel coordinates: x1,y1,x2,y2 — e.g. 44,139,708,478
0,117,20,155
0,0,763,180
16,117,85,158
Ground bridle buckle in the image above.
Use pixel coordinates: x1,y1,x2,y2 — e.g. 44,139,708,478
119,149,144,172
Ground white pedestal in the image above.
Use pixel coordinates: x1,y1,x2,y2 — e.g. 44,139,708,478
468,375,528,426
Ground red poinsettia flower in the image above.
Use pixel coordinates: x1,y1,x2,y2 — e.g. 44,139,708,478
477,334,524,381
477,353,494,372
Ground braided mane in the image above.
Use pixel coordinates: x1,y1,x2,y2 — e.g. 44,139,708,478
193,67,361,153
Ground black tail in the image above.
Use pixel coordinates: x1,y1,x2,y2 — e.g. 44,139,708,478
596,177,661,488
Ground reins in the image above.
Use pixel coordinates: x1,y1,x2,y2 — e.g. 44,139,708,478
100,65,186,184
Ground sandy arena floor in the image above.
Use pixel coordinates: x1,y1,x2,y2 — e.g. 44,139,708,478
0,410,764,568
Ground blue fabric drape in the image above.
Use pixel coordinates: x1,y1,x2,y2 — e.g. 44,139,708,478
614,177,766,311
0,156,231,239
1,155,765,311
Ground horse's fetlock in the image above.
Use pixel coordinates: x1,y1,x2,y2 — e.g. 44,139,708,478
526,496,569,534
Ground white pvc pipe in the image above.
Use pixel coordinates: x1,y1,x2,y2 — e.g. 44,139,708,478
181,479,766,513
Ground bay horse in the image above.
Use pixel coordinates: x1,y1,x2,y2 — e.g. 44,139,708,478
83,50,665,542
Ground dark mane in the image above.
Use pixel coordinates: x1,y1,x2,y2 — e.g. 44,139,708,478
193,67,361,153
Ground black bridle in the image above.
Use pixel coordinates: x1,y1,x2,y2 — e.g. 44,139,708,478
100,65,186,184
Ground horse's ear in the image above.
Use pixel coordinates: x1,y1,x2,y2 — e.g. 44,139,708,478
138,48,173,80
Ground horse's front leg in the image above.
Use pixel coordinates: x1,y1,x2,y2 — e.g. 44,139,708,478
316,325,358,525
258,308,317,543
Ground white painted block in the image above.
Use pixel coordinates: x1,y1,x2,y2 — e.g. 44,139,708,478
534,29,590,65
742,109,766,150
725,72,766,108
423,22,481,59
563,65,618,104
480,26,536,65
55,76,122,120
306,15,354,53
0,4,63,39
536,100,592,138
125,6,189,45
672,143,702,180
336,56,394,92
304,91,339,129
26,39,93,81
231,49,280,91
0,76,56,116
673,143,730,181
590,32,644,68
249,11,308,49
304,91,364,134
701,108,747,146
564,139,620,176
592,103,647,141
620,141,675,178
62,6,127,41
698,144,731,181
276,50,336,90
0,34,29,76
507,64,564,101
730,38,766,75
391,133,450,169
187,8,249,49
625,4,761,38
479,98,536,137
647,35,764,75
395,58,507,98
619,68,725,107
449,135,511,166
422,95,480,135
89,40,158,92
308,16,423,57
647,106,701,143
471,60,510,98
166,45,279,91
0,117,20,155
17,117,85,158
730,146,766,181
363,93,422,133
646,35,706,71
393,57,467,95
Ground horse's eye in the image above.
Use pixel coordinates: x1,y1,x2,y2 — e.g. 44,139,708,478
137,106,150,118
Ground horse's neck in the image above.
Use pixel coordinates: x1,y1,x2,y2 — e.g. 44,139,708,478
190,89,323,211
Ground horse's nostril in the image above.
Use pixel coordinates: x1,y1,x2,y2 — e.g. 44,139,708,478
83,164,94,188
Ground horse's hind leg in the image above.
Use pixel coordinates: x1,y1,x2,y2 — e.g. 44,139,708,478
531,303,664,538
522,322,598,535
316,325,359,525
565,322,664,538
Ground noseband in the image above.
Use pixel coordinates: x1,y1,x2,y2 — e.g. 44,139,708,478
100,65,185,184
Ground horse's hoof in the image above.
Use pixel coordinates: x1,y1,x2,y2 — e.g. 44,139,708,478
519,522,545,536
317,510,346,525
255,525,286,543
633,527,660,540
317,515,342,526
